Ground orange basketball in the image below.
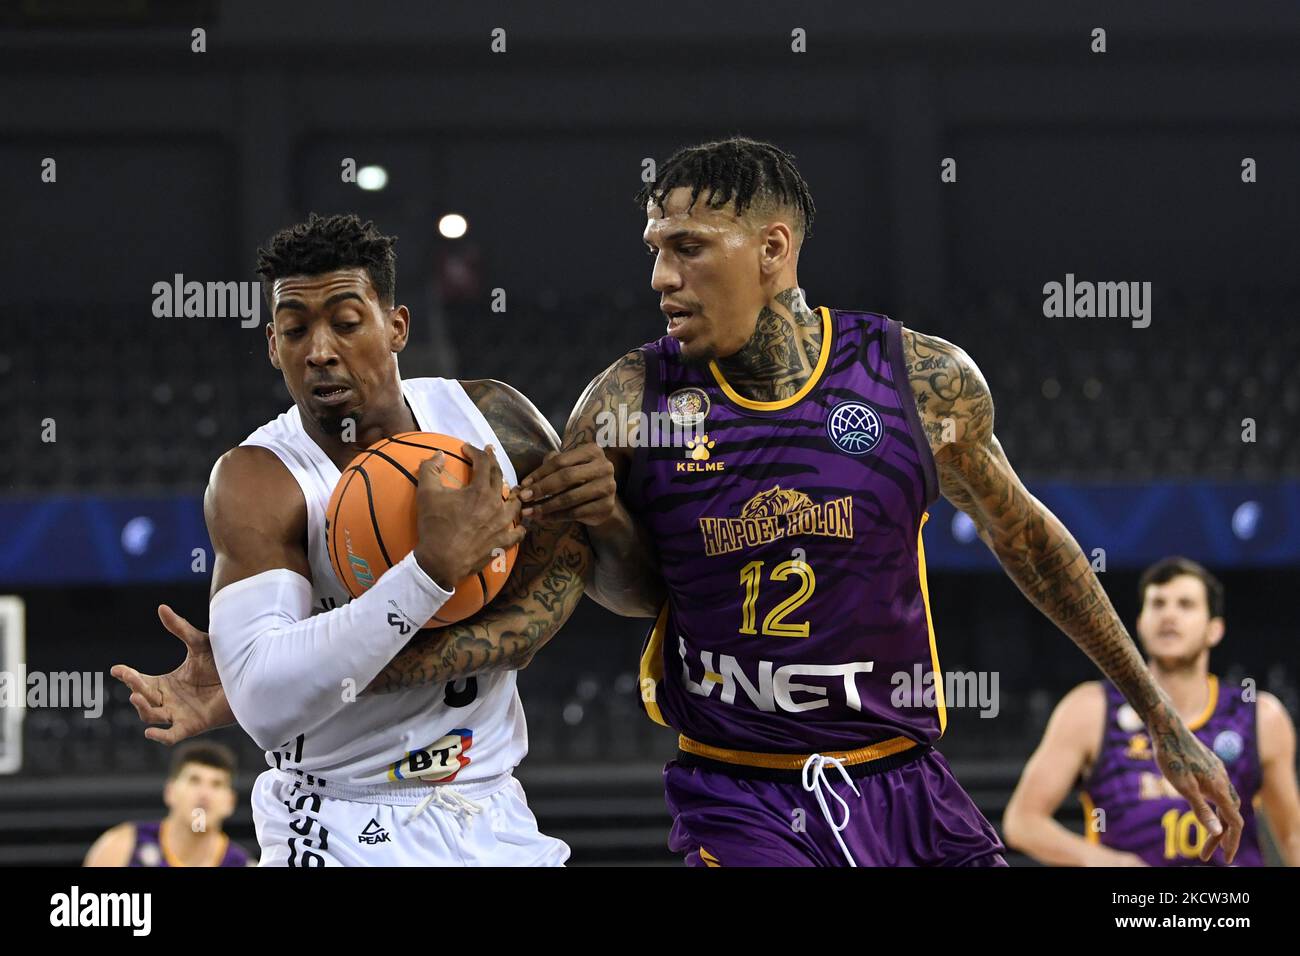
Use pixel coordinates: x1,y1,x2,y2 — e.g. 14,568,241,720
326,431,518,628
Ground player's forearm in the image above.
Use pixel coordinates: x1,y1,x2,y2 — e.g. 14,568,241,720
1281,835,1300,866
584,499,666,617
1274,821,1300,866
210,553,453,749
364,521,590,694
1285,839,1300,866
1006,812,1128,867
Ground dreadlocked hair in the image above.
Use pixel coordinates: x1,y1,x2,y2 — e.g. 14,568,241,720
636,136,816,240
256,212,398,306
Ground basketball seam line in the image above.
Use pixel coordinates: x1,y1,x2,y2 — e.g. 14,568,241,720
388,435,473,467
356,466,394,569
329,465,363,590
363,447,420,486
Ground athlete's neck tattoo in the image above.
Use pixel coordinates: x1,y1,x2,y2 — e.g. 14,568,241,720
714,287,823,403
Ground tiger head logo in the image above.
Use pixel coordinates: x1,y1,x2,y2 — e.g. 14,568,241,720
740,486,815,518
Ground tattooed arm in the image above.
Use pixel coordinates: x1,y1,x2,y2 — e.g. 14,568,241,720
902,326,1244,863
521,351,666,617
363,380,590,693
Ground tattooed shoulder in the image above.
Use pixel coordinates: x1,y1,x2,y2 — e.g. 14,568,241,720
459,378,561,478
562,350,646,462
900,327,995,453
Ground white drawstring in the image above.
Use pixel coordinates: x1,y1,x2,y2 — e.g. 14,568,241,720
404,786,484,827
801,753,861,867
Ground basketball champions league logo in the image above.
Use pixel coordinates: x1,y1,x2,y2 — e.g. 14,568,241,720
826,401,883,456
699,486,854,556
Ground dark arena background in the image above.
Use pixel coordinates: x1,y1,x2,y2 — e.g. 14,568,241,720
1,0,1297,896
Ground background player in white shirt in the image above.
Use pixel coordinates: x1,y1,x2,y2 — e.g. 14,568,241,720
113,213,592,866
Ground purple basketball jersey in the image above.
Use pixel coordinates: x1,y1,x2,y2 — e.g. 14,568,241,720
1080,676,1264,866
128,820,253,867
626,308,942,758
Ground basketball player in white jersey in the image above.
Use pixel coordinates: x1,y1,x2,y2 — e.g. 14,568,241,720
113,214,591,866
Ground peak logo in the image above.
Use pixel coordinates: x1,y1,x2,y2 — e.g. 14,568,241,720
358,818,392,845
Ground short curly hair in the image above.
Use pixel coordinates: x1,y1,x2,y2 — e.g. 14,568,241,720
256,212,398,307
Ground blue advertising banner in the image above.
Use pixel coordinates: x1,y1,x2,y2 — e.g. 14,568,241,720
0,481,1296,587
0,494,208,587
923,481,1299,571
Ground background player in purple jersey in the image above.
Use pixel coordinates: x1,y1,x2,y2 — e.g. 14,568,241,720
84,742,253,867
521,136,1245,866
1004,557,1300,866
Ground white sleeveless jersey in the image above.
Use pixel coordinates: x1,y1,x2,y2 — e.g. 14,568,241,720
239,377,528,791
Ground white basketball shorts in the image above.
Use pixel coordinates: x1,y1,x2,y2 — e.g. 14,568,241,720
251,767,569,866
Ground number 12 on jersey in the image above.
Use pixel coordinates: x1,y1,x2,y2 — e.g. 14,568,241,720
739,556,816,638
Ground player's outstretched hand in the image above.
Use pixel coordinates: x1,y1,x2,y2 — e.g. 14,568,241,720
517,442,617,526
110,605,235,745
1150,714,1244,863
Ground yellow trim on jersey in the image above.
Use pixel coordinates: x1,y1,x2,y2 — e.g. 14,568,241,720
707,306,833,411
1078,792,1101,845
916,510,947,737
1186,674,1219,732
639,605,670,728
159,819,229,867
678,733,919,771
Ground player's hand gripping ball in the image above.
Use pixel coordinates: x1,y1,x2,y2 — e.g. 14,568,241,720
326,432,518,627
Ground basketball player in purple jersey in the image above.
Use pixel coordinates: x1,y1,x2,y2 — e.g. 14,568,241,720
520,137,1244,866
1004,558,1300,866
85,742,253,867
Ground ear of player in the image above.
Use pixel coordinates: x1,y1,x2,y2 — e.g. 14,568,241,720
326,432,523,626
